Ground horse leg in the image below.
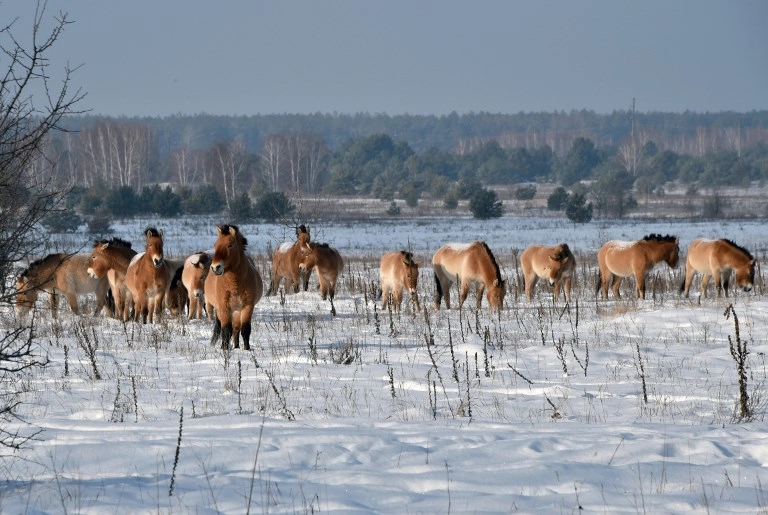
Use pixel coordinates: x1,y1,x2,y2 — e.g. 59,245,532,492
612,276,623,299
210,317,222,346
240,307,254,350
393,289,403,312
700,274,712,298
318,273,329,301
381,284,390,310
154,291,166,322
553,279,562,303
600,272,610,300
635,272,646,299
525,274,538,301
563,276,572,304
49,290,58,319
683,267,695,298
458,279,471,310
65,292,80,315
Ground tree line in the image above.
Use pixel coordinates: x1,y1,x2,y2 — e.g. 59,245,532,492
41,119,768,226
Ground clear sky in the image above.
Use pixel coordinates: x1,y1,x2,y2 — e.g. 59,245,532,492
3,0,766,117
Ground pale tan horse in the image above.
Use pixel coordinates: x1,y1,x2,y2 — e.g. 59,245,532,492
16,253,112,318
180,251,211,318
379,250,420,312
520,243,576,303
268,225,311,295
432,242,506,311
87,237,137,320
298,241,344,302
597,234,680,300
204,224,264,350
125,228,170,323
680,238,756,298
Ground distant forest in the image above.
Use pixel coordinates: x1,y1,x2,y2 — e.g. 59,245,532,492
39,110,768,223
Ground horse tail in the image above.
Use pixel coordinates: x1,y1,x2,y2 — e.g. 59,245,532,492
678,266,686,293
434,270,443,298
595,270,602,296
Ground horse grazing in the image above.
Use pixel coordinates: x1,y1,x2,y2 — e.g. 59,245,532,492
520,243,576,303
432,242,506,311
172,251,212,318
298,241,344,302
268,225,311,296
379,250,420,312
125,228,170,323
88,237,137,320
204,224,263,350
680,239,755,298
597,234,680,300
17,253,111,318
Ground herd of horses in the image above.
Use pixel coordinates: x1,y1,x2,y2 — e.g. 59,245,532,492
15,225,757,350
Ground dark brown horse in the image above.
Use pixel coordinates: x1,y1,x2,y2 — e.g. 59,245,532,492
268,225,311,295
17,253,111,318
87,237,137,320
680,238,756,298
204,224,264,350
597,234,680,300
125,228,170,323
432,242,506,311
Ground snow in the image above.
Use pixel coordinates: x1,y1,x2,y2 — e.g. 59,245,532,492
2,215,767,513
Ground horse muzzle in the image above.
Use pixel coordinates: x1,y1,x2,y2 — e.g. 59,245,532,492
211,263,224,276
153,257,164,268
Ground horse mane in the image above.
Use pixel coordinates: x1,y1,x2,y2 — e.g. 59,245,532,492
144,227,163,240
94,237,133,249
296,225,309,237
19,253,64,278
479,242,502,283
217,224,248,248
312,242,331,249
400,250,415,264
722,239,754,260
555,243,572,261
642,234,677,243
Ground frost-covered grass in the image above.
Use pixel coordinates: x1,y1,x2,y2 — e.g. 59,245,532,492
1,215,767,513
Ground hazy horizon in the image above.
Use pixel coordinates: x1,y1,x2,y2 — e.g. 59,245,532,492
3,0,766,117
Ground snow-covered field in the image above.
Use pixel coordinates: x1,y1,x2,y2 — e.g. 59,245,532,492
2,215,767,513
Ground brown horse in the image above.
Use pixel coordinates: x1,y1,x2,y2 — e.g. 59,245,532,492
204,224,264,350
125,228,170,323
432,242,506,311
17,253,112,318
520,243,576,303
87,237,137,320
299,241,344,302
680,239,755,298
597,234,680,300
179,251,211,318
379,250,420,312
268,225,311,295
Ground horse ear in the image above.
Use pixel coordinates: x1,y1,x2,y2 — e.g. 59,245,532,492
228,226,237,237
99,242,110,251
159,229,164,238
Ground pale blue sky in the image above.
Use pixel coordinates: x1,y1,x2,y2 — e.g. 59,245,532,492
3,0,766,116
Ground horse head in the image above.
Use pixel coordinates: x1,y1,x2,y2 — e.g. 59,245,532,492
144,228,165,268
211,224,247,276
